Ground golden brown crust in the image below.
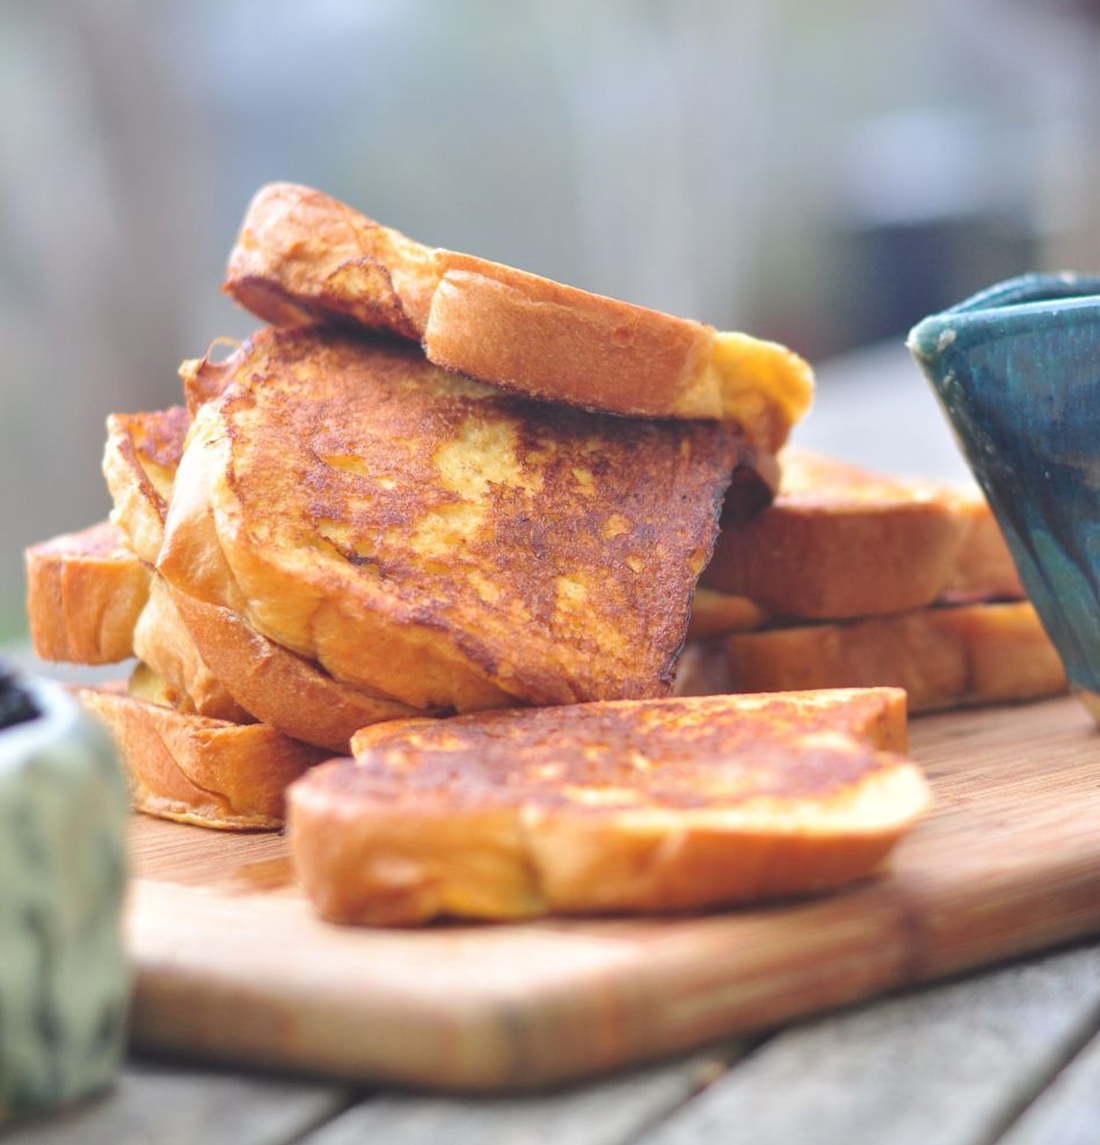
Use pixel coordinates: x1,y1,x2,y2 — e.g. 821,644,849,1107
132,576,252,722
700,601,1066,713
223,182,438,337
78,683,325,830
168,585,419,751
101,396,409,746
425,252,714,417
102,406,189,563
288,689,928,925
702,450,1022,619
943,497,1025,602
25,522,150,664
158,327,741,710
179,342,240,418
221,182,813,438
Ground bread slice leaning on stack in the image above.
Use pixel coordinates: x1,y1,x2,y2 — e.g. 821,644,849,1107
289,688,929,926
224,182,813,445
158,326,746,711
104,402,421,747
678,449,1065,711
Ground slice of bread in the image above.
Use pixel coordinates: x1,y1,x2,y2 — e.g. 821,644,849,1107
158,327,743,711
25,522,150,664
677,601,1066,713
101,404,417,748
223,183,813,445
132,575,252,722
702,450,1023,619
103,406,190,564
78,679,325,830
288,688,928,925
167,585,419,751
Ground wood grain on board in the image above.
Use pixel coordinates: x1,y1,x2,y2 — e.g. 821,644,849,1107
126,696,1100,1092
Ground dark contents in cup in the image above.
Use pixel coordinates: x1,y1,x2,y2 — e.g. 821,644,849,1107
0,664,39,731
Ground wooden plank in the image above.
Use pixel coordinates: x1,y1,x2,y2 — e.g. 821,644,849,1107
299,1049,739,1145
124,697,1100,1090
635,942,1100,1145
997,1022,1100,1145
2,1060,350,1145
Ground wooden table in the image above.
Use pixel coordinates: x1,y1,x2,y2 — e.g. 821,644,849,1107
9,342,1100,1144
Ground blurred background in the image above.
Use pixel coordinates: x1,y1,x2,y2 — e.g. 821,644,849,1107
2,0,1100,641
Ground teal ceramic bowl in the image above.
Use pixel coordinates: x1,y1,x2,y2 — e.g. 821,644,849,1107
908,273,1100,720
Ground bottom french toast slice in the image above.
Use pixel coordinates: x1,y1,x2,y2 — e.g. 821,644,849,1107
78,678,326,830
288,689,929,926
677,601,1066,713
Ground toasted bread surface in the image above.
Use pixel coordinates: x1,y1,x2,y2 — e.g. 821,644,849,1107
78,681,324,830
25,522,150,664
290,689,926,925
702,450,1022,618
103,406,190,563
223,183,813,440
168,585,418,751
942,497,1025,602
700,601,1065,712
224,181,437,337
158,327,742,710
101,398,411,746
132,576,251,722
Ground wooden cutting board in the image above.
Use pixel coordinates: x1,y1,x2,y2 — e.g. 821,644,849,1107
126,695,1100,1092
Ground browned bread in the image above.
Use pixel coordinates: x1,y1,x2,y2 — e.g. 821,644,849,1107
701,450,1023,619
102,406,190,564
676,601,1066,713
158,326,743,711
132,575,251,722
25,522,150,664
223,183,813,445
78,680,325,830
288,689,929,926
99,401,417,748
943,498,1026,602
167,585,419,751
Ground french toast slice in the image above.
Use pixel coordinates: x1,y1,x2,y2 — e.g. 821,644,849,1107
25,522,149,664
101,406,417,747
288,689,929,925
158,327,744,711
103,406,190,564
132,575,251,722
676,601,1065,713
79,677,326,830
223,182,813,445
702,450,1023,619
166,586,420,751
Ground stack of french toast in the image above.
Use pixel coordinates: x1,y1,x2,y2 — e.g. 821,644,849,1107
23,183,1054,926
677,450,1066,710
